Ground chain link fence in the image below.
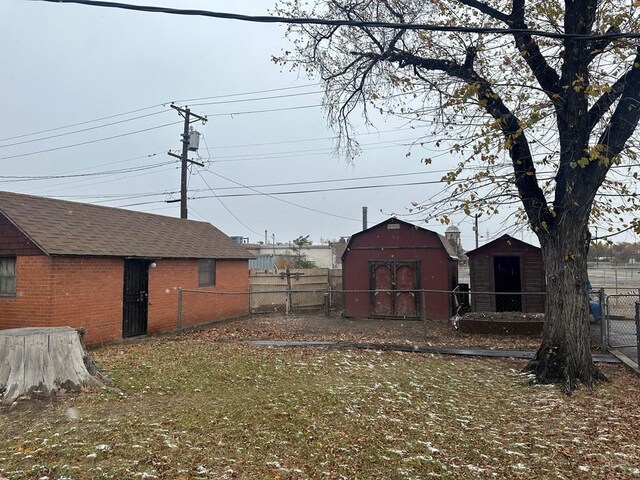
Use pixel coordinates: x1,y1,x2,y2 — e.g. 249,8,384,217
636,303,640,368
604,293,640,366
176,288,558,321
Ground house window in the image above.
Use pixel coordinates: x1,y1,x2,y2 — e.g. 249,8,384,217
0,257,16,296
198,259,216,287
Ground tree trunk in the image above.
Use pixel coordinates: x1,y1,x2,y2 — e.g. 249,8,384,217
0,327,102,405
524,222,607,393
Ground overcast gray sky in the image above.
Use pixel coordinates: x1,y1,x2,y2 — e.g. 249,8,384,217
1,0,550,249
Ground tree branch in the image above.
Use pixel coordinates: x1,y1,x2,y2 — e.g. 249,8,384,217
455,0,510,23
574,49,640,206
586,58,639,133
597,52,640,159
587,26,620,64
369,49,550,228
453,0,560,98
507,0,561,98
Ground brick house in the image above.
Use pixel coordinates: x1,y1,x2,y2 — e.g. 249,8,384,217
0,191,253,344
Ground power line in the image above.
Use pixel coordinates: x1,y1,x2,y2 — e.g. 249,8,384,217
207,143,418,164
210,127,421,150
196,171,261,236
0,83,319,143
35,164,177,195
202,104,320,118
188,90,322,107
0,103,165,142
0,121,181,160
0,110,169,149
11,152,165,191
50,170,453,203
193,169,359,223
0,125,434,190
1,104,322,160
115,175,449,209
208,137,429,162
35,0,640,41
192,178,447,198
209,170,451,190
0,160,175,183
171,83,320,104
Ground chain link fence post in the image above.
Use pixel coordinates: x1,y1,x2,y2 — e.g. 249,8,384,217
177,287,183,332
421,290,428,340
599,287,606,348
636,302,640,368
604,294,610,349
324,293,330,317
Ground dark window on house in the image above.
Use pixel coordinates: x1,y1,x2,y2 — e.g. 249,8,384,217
0,257,16,296
198,259,216,287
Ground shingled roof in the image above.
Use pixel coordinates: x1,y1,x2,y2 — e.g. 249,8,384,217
0,191,254,259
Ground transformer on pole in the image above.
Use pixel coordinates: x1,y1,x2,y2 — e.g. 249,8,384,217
167,104,207,219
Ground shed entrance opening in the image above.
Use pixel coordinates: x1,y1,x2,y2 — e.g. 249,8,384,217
493,256,522,312
123,259,149,337
370,261,420,318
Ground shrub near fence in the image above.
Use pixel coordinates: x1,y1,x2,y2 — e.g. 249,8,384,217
249,268,342,313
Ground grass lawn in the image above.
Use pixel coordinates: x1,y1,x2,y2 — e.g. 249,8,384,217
1,337,639,480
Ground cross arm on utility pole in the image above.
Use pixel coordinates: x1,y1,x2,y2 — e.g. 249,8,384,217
170,103,208,124
167,151,205,167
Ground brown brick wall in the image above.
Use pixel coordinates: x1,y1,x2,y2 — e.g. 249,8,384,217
149,259,250,331
0,256,53,330
0,255,250,344
50,257,124,344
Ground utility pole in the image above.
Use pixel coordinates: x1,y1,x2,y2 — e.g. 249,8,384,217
595,226,599,268
167,104,207,219
474,214,480,249
362,206,368,231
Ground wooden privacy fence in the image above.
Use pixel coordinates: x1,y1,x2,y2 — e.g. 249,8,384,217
249,268,342,313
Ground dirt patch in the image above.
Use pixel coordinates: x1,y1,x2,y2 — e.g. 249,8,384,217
182,312,551,351
455,311,545,335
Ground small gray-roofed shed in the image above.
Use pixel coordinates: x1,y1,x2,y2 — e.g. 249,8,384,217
466,234,545,313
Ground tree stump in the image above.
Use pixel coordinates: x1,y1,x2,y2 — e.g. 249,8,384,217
0,327,102,405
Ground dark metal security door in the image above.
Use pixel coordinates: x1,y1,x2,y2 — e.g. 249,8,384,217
370,261,420,318
123,260,149,337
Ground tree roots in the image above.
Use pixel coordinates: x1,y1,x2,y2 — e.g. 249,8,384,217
523,344,608,394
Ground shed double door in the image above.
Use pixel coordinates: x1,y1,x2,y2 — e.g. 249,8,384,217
123,260,149,338
370,261,420,318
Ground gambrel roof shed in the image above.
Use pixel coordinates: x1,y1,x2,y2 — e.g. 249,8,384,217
0,190,253,259
341,218,459,320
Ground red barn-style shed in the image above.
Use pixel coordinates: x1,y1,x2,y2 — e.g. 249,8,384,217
466,234,545,313
0,191,253,345
341,218,458,320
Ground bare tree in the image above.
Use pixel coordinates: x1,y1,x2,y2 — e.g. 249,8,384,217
274,0,640,392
